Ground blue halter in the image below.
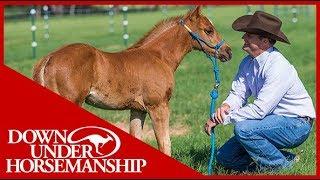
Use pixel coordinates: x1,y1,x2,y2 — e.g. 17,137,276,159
179,19,223,175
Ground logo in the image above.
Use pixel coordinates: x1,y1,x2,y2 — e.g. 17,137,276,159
6,126,147,173
67,126,121,158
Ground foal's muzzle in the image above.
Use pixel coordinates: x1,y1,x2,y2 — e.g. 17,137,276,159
218,46,232,62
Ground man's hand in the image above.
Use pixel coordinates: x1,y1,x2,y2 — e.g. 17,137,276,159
204,118,218,136
214,103,230,124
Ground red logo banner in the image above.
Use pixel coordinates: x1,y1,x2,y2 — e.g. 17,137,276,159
0,66,202,178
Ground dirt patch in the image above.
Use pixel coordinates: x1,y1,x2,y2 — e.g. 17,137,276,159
113,121,189,141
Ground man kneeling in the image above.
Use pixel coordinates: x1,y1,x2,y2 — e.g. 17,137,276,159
204,11,315,172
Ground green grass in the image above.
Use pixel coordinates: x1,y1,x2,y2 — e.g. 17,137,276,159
4,5,316,175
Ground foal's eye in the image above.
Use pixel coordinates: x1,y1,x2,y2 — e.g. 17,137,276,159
204,29,213,35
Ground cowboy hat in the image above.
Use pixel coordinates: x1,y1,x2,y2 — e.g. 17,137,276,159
232,11,290,44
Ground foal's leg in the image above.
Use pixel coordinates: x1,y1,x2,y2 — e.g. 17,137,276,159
130,110,147,140
148,103,171,156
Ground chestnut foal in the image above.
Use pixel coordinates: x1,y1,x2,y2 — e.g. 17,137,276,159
33,6,232,156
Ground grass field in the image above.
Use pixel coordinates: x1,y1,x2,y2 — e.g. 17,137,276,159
4,5,316,175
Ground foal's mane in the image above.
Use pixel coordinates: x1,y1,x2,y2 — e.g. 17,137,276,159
127,15,184,50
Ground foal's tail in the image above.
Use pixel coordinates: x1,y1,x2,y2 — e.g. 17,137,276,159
32,56,51,86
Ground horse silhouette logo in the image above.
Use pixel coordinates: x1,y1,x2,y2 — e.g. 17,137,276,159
67,126,121,158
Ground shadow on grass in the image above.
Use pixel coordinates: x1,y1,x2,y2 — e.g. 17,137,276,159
189,145,210,168
173,143,243,175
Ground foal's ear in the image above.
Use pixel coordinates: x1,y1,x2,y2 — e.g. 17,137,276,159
187,6,202,21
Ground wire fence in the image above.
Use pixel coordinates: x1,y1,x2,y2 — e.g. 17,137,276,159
5,5,179,20
5,5,314,59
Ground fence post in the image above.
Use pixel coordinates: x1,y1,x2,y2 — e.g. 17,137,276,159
30,6,37,59
122,6,129,47
162,5,168,16
246,5,252,15
273,5,279,16
108,5,114,33
291,6,298,23
306,5,310,17
43,5,49,40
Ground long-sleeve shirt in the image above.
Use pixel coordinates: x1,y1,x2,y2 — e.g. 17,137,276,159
222,47,316,125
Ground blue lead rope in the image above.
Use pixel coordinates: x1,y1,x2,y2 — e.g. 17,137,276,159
189,30,222,175
179,19,223,175
207,54,220,175
189,31,222,175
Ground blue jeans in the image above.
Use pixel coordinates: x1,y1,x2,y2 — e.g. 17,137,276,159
216,115,312,172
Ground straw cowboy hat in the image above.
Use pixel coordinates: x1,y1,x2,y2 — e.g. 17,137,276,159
232,11,290,44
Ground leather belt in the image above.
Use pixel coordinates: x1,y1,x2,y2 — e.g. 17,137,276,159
299,116,314,126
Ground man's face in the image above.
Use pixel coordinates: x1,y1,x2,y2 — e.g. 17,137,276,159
241,32,265,57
